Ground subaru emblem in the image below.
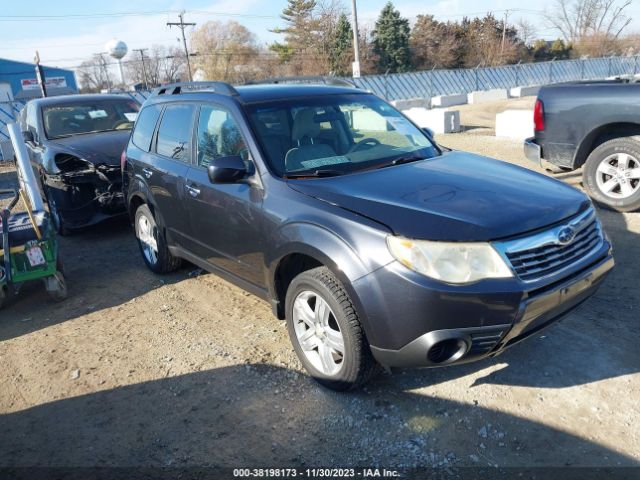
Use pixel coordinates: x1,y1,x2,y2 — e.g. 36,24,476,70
557,226,576,245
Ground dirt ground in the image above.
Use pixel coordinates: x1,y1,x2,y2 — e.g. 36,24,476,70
0,99,638,473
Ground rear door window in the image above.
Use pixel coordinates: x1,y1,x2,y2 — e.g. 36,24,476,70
132,104,162,152
156,104,196,161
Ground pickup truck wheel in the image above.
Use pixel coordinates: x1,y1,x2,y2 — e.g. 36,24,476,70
583,137,640,212
134,204,182,274
285,266,380,390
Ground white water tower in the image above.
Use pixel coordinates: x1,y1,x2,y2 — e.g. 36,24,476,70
106,39,128,85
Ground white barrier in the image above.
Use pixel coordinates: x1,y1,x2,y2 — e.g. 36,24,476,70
402,107,461,134
509,85,540,98
352,110,388,131
431,93,467,108
467,88,508,104
495,110,533,139
391,98,429,110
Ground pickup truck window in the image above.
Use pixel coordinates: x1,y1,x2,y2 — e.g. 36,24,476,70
247,94,439,177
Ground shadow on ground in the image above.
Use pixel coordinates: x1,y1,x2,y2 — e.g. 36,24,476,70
0,364,636,469
0,217,192,342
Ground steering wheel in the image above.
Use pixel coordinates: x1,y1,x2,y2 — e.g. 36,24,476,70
349,137,381,153
113,120,131,130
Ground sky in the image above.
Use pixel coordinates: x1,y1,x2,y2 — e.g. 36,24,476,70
2,0,640,72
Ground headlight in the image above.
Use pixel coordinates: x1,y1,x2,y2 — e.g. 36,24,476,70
386,236,513,284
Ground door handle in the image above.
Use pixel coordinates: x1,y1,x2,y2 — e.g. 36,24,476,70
142,168,153,179
185,184,201,197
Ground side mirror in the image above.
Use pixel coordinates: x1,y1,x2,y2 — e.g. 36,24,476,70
422,127,435,140
207,155,248,184
22,130,34,143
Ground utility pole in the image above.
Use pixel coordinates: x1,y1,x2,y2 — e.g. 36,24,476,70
133,48,149,89
34,50,47,98
167,11,196,81
351,0,361,78
500,9,510,61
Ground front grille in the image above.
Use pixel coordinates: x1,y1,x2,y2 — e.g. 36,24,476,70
497,208,604,283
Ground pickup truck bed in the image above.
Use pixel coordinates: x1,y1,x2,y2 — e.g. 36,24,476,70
525,79,640,212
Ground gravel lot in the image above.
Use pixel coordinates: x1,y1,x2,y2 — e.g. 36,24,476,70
0,99,638,473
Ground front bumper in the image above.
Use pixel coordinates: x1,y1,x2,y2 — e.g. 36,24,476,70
356,250,614,369
44,169,126,230
524,137,542,167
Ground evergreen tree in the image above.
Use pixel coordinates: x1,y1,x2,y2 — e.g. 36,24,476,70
270,0,319,55
371,2,411,73
330,13,353,76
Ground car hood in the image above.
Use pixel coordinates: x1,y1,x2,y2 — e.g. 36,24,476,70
49,130,131,166
287,151,590,241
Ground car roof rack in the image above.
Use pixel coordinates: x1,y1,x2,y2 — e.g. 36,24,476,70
246,76,357,88
152,81,239,97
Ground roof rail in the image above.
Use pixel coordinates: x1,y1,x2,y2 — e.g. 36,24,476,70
246,76,357,88
152,81,239,97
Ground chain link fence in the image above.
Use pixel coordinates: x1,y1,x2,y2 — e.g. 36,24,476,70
353,55,640,101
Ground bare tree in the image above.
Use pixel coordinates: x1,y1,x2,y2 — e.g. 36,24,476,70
76,57,110,92
190,20,260,82
517,18,538,46
125,45,187,87
410,15,461,70
546,0,632,55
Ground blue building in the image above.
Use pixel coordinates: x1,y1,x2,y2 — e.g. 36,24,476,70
0,58,77,101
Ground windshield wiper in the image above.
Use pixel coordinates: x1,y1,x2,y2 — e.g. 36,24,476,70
284,169,344,179
385,154,428,167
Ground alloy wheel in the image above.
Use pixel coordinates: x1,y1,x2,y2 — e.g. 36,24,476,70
136,213,158,265
595,152,640,199
292,290,345,376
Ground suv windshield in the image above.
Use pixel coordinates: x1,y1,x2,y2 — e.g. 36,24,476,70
246,94,439,177
43,99,140,139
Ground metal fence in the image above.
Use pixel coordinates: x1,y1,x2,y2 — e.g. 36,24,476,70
353,55,640,101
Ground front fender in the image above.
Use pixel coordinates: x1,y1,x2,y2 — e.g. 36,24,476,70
266,220,394,339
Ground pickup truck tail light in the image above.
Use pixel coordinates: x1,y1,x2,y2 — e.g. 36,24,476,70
533,99,544,132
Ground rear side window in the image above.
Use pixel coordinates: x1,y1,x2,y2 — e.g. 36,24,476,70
132,104,162,152
156,104,196,161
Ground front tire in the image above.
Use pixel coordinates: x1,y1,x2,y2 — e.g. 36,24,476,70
134,204,181,274
583,137,640,212
285,267,380,391
44,187,70,236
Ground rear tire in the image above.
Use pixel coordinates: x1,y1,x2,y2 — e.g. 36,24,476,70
134,204,182,274
285,266,380,391
583,137,640,212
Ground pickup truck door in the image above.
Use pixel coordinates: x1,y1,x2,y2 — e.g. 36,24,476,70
183,103,266,289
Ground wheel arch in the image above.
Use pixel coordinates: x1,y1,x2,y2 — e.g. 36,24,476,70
574,122,640,168
268,224,372,325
